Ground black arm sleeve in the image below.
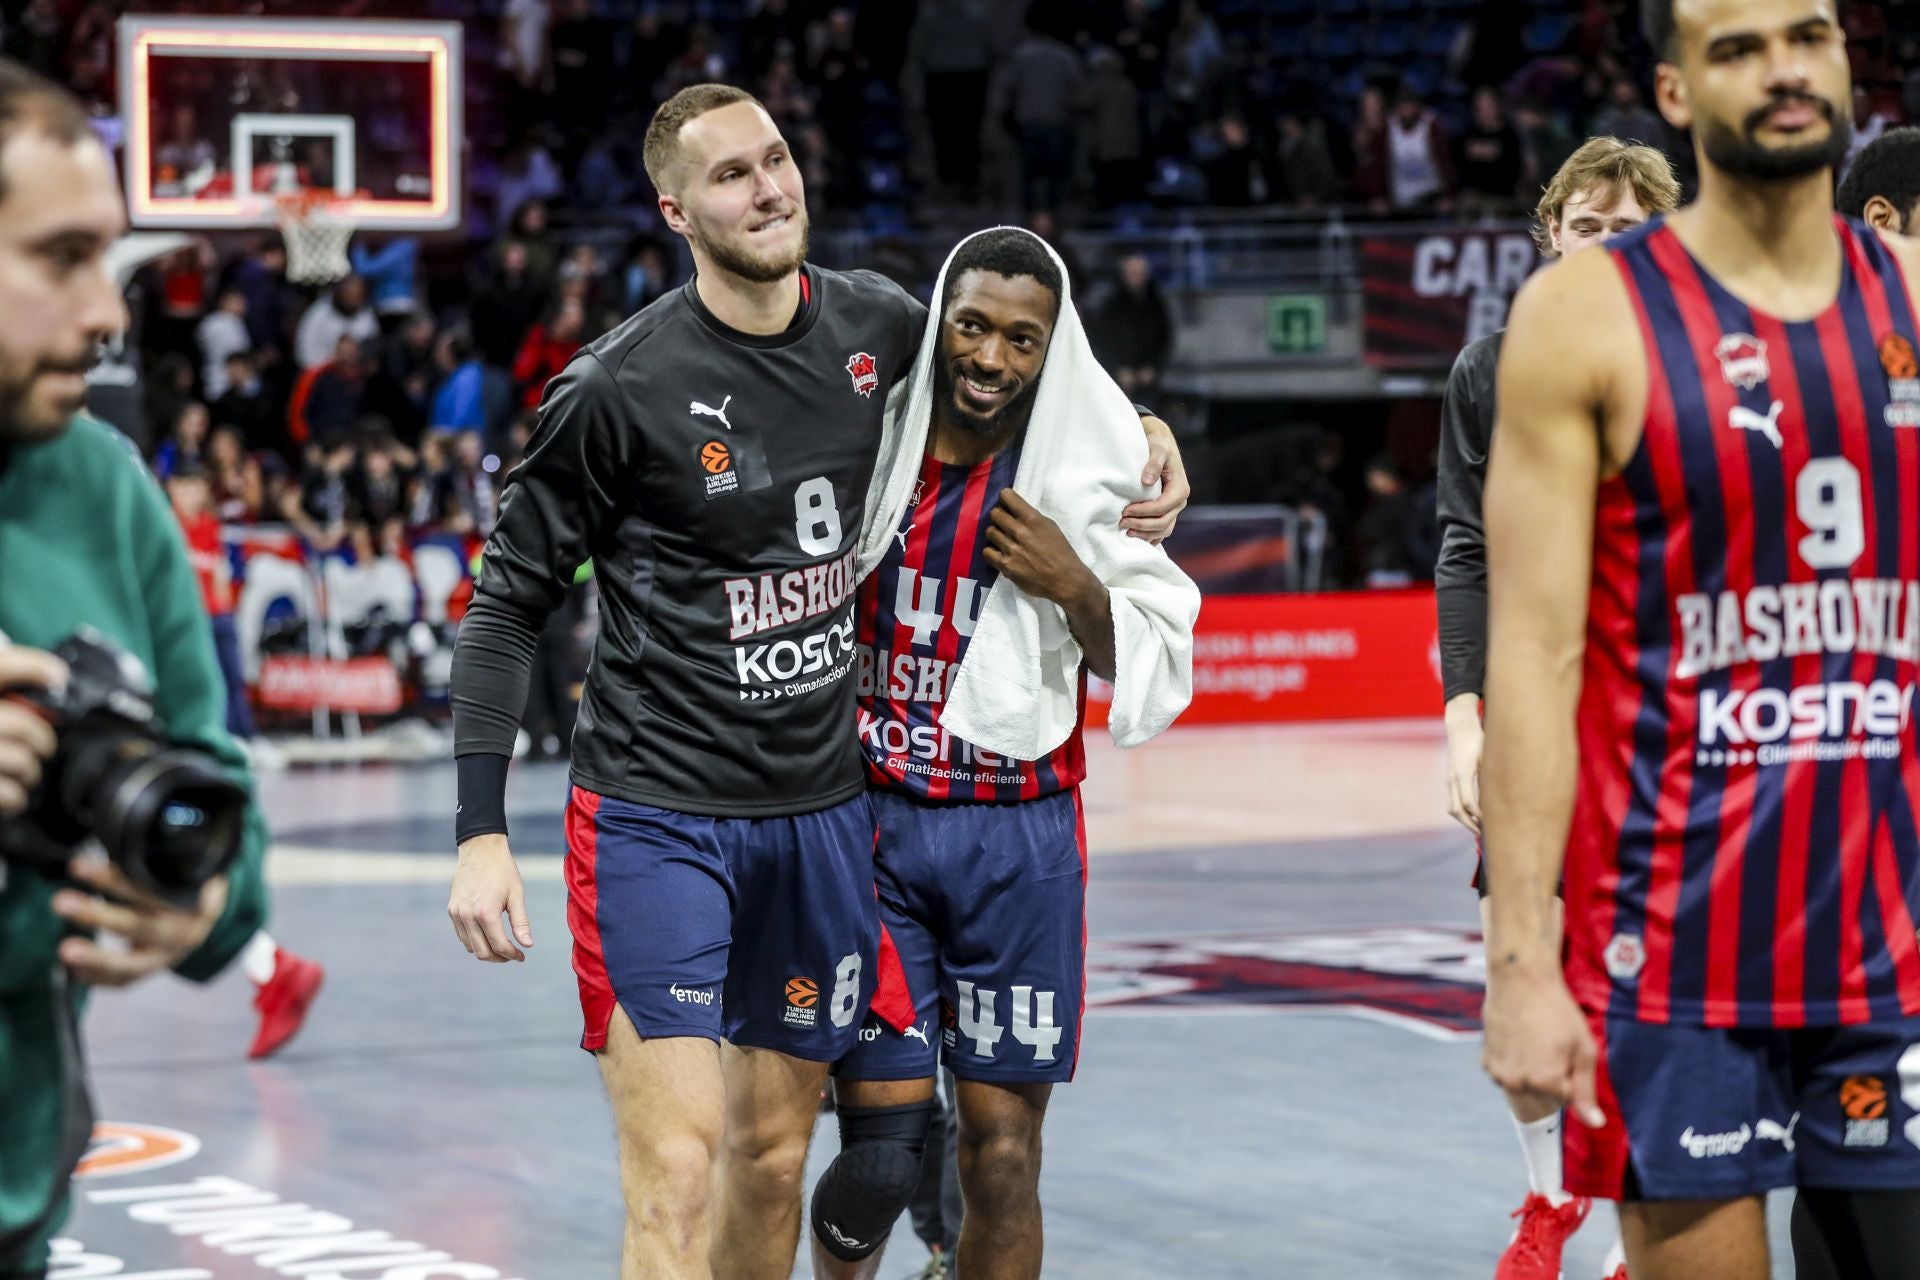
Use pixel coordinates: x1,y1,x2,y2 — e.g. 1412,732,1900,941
450,351,637,841
1434,333,1500,704
455,750,513,842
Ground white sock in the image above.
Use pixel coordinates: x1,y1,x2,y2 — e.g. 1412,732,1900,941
242,932,279,986
1602,1234,1626,1274
1513,1110,1569,1205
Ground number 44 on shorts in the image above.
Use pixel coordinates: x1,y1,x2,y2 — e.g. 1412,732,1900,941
956,980,1062,1062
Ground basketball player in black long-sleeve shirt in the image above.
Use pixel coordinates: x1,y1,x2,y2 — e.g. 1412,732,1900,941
1434,137,1675,1280
445,85,1186,1280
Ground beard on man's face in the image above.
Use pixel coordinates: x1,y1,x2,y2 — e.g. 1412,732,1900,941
1700,90,1853,181
695,211,811,285
933,352,1042,438
0,352,92,441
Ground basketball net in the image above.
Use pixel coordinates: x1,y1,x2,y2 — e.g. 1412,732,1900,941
276,191,354,286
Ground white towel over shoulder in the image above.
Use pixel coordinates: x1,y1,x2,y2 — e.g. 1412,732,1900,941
857,227,1200,760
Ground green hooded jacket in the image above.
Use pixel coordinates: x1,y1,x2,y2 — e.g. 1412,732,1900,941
0,415,268,1272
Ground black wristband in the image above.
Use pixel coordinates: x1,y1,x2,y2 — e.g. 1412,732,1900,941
455,752,511,844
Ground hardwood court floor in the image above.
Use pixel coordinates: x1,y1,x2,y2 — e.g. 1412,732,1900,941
60,722,1800,1279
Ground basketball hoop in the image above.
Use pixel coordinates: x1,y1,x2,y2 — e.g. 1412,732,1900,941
276,191,355,286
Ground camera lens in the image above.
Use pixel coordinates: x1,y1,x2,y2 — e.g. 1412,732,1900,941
101,754,246,904
12,630,252,902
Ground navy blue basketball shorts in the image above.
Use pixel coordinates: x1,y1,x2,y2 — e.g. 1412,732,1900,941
563,785,879,1061
1565,1009,1920,1200
835,788,1088,1086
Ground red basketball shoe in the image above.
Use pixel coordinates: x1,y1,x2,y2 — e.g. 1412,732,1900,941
1495,1193,1591,1280
249,948,325,1060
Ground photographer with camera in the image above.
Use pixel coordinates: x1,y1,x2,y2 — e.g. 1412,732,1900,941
0,60,268,1280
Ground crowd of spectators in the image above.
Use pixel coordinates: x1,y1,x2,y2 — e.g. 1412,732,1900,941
112,215,1178,569
114,223,589,564
12,0,1920,593
31,0,1920,240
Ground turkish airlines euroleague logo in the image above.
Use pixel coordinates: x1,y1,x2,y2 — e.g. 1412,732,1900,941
74,1122,201,1179
699,438,739,499
1841,1074,1892,1148
784,976,819,1030
1880,332,1920,428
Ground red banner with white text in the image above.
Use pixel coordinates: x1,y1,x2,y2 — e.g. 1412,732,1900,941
256,655,406,715
1088,591,1441,728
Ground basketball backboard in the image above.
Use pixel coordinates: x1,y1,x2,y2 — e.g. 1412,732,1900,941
118,16,463,231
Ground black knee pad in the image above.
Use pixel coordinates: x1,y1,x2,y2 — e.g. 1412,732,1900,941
810,1099,936,1262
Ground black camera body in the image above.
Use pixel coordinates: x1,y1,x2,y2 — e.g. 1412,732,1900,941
0,628,246,905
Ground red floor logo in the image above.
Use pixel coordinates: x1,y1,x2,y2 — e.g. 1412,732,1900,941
1085,925,1486,1041
74,1122,201,1179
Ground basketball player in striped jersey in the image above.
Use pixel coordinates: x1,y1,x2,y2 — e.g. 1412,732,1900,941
1438,136,1680,1280
1482,1,1920,1276
805,229,1196,1280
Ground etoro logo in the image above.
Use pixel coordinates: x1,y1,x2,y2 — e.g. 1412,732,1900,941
1679,1123,1752,1159
74,1122,201,1179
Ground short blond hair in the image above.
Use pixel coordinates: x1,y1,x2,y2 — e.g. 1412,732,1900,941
642,83,762,195
1532,136,1681,256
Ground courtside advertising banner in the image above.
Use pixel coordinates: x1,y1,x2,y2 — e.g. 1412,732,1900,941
1088,591,1441,728
256,654,405,715
1360,224,1543,368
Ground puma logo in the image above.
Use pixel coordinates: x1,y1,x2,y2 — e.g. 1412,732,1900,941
1729,400,1784,449
1756,1112,1800,1153
893,502,917,552
902,1021,932,1046
690,394,733,430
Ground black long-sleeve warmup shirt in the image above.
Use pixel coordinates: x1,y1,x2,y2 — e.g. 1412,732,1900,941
1434,330,1503,705
452,266,925,839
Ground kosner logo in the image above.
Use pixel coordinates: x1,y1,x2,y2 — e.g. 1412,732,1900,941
1697,680,1912,747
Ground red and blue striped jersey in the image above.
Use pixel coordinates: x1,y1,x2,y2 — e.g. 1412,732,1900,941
1565,215,1920,1029
855,440,1087,801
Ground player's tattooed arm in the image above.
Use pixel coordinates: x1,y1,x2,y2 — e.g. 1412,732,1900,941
1122,413,1188,544
983,488,1117,681
1477,248,1634,1128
